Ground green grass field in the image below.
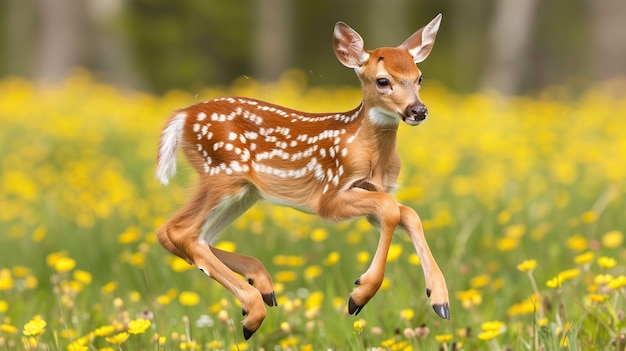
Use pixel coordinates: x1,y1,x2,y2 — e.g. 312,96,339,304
0,71,625,350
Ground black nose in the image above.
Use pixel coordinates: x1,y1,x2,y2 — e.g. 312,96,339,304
406,104,428,121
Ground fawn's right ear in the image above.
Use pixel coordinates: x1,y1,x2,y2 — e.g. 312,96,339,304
333,22,370,68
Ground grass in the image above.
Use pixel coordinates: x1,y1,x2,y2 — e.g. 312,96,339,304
0,69,625,350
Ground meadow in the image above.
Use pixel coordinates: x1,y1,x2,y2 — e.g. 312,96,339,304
0,70,625,350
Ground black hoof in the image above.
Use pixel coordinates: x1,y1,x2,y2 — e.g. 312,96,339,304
243,325,256,340
262,292,277,307
426,288,431,297
354,278,361,285
242,308,247,316
432,303,451,320
348,296,364,315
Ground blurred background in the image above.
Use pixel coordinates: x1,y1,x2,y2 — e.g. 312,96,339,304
2,0,626,95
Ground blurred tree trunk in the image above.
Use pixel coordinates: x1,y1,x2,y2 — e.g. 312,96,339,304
481,0,539,95
4,0,36,76
252,0,293,81
36,0,90,83
87,0,146,89
366,0,409,48
591,0,626,81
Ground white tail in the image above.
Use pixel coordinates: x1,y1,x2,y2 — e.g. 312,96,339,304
156,112,187,185
156,13,448,340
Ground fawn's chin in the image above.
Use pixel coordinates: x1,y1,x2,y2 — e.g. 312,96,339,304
403,117,426,126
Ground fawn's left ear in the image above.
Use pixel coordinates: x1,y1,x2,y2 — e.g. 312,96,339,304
399,13,442,63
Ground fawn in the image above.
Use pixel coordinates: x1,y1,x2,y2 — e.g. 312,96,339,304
156,13,448,339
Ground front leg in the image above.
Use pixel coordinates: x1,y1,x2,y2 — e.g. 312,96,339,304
399,205,450,319
318,188,401,315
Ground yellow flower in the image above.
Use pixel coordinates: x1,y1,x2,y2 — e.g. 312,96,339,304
101,281,117,294
478,329,500,341
73,270,92,284
179,291,200,306
118,226,141,244
106,332,129,345
156,294,172,305
481,320,505,332
310,228,328,242
573,252,594,265
215,240,236,252
470,274,491,289
516,259,537,272
608,275,626,290
0,300,7,313
408,253,421,266
93,325,116,337
0,324,17,334
399,308,414,321
23,318,46,336
0,269,13,291
581,210,598,223
169,256,194,272
386,244,403,262
601,230,623,248
127,318,151,334
497,237,518,251
597,256,617,269
353,319,365,333
455,289,482,309
54,257,76,273
323,252,340,266
356,251,370,265
587,294,606,303
566,235,587,252
303,265,321,279
275,270,297,282
435,334,453,343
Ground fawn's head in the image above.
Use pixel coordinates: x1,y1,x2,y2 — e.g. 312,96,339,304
333,14,442,127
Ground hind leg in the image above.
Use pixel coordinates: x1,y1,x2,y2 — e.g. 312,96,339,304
157,183,271,339
211,247,277,306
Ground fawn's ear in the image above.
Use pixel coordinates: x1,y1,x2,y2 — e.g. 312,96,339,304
399,13,442,63
333,22,370,68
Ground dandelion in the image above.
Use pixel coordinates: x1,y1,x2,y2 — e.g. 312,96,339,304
386,244,403,262
0,270,12,290
169,256,194,272
23,317,46,336
93,325,116,337
601,230,623,248
573,251,594,265
215,240,236,252
356,251,370,265
581,210,598,223
408,253,421,266
128,318,151,334
311,228,328,242
470,274,491,289
0,324,17,334
53,257,76,273
323,251,340,266
118,226,141,244
275,270,297,282
400,308,414,321
353,319,365,333
435,333,453,343
106,332,129,345
597,256,617,269
303,265,321,279
73,270,92,284
179,291,200,306
517,259,537,272
566,235,587,252
456,289,482,309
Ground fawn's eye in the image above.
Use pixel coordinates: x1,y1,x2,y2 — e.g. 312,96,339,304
418,76,423,85
376,78,390,88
